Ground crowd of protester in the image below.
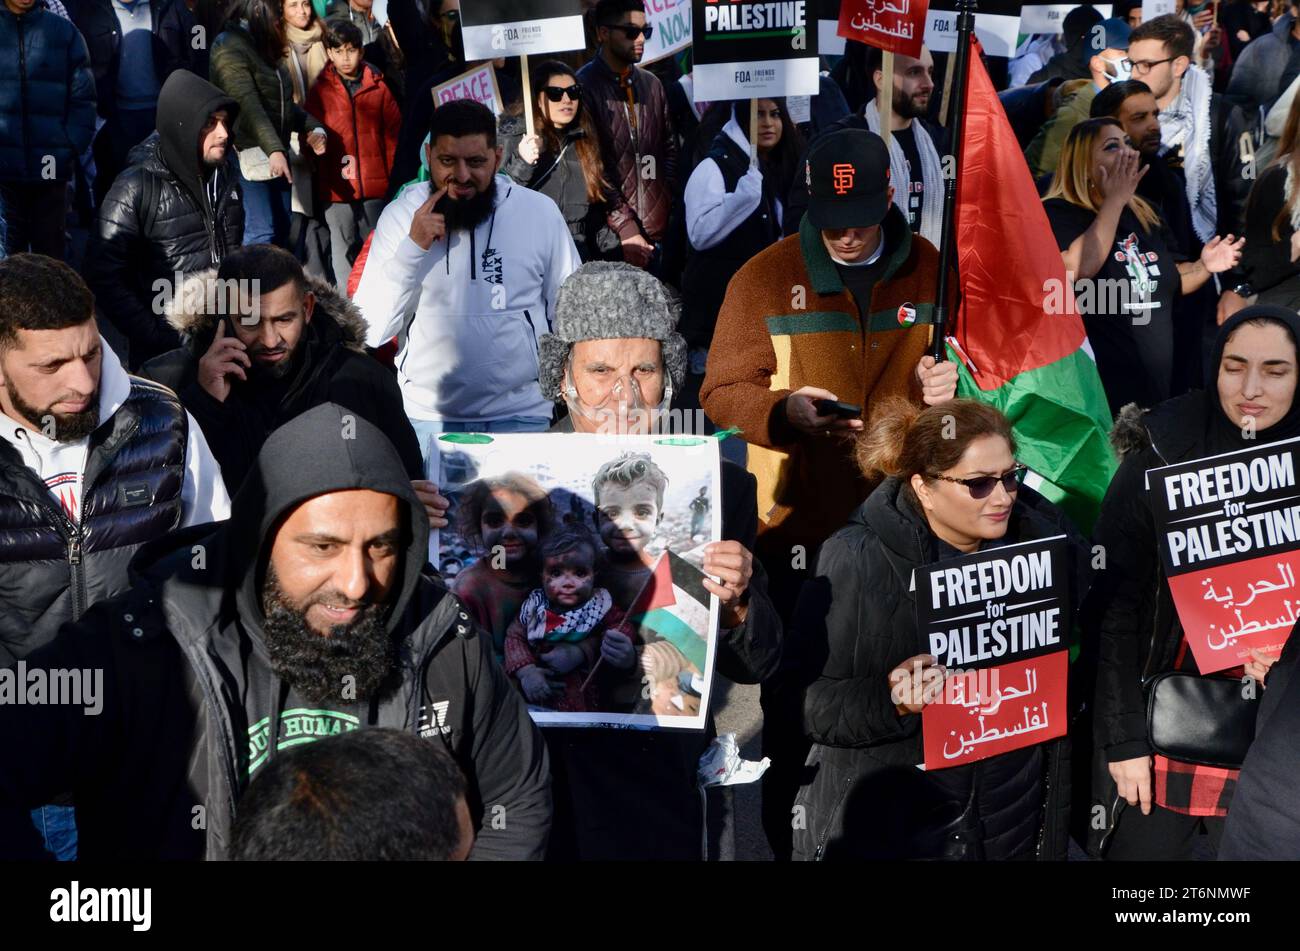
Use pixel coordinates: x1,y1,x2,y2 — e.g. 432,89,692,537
4,0,1300,862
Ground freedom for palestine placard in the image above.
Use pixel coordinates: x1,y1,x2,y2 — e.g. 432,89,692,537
692,0,821,101
913,536,1071,769
1147,438,1300,674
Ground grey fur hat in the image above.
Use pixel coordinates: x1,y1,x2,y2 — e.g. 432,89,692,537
537,261,687,402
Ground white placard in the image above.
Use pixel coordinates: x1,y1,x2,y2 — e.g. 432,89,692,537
642,0,693,64
924,10,1021,57
1018,3,1113,34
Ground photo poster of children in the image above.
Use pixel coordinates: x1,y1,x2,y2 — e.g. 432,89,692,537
426,433,723,730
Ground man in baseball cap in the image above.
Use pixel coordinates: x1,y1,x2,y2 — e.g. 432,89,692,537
700,124,956,860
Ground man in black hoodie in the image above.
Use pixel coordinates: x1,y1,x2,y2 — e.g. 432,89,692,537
140,243,426,496
88,69,244,369
0,402,551,860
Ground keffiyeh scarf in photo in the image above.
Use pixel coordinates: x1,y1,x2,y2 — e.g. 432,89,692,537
520,587,614,643
1160,64,1215,244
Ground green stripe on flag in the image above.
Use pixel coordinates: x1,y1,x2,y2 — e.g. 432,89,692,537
951,343,1117,530
636,607,708,672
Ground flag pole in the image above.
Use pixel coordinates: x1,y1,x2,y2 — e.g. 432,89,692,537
929,0,977,362
879,50,894,150
521,53,534,137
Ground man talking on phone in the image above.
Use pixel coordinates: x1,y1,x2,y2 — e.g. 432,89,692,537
700,127,956,860
141,244,424,500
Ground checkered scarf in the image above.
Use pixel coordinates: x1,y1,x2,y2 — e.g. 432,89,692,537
519,587,614,643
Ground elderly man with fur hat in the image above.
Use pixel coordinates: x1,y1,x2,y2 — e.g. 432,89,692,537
525,261,781,860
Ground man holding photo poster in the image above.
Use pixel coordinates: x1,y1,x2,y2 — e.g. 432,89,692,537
1089,305,1300,861
528,261,782,859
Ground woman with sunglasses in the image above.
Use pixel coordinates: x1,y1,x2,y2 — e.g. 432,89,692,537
499,60,632,261
789,398,1088,861
1089,305,1300,861
1043,117,1243,419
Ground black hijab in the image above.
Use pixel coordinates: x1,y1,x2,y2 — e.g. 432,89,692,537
1205,304,1300,452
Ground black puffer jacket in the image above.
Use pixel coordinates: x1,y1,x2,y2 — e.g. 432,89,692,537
0,377,186,666
499,114,623,262
790,478,1086,861
88,70,243,368
0,404,550,860
140,271,423,492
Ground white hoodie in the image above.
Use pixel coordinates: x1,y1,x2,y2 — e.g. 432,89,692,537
355,176,582,423
0,337,230,526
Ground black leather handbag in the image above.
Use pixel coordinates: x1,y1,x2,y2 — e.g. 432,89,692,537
1145,671,1260,769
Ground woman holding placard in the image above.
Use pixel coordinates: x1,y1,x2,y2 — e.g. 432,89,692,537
1090,304,1300,860
499,60,632,262
789,398,1087,861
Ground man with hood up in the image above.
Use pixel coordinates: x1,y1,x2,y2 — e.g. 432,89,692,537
88,69,245,370
0,402,551,860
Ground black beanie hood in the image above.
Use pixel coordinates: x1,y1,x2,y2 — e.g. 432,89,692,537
156,69,240,193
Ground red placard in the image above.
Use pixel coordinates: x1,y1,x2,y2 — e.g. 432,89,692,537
1167,557,1298,674
921,652,1068,770
837,0,928,58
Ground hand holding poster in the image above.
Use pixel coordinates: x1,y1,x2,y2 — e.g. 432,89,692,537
1147,438,1300,674
459,0,585,60
838,0,929,58
691,0,820,101
432,64,503,116
913,537,1071,769
428,433,722,730
642,0,693,64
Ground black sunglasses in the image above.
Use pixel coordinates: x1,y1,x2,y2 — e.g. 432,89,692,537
542,84,582,102
602,23,653,40
929,464,1027,500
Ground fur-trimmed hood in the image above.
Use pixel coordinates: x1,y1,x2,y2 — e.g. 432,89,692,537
164,270,370,355
1108,402,1150,460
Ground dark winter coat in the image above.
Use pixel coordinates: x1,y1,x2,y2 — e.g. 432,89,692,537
789,478,1085,861
0,4,97,182
304,61,400,203
575,54,677,244
88,70,244,367
0,378,187,667
1225,12,1296,115
0,403,551,860
140,272,424,492
64,0,183,118
499,114,627,261
209,22,323,158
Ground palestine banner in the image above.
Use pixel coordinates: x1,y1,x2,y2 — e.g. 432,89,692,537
838,0,929,57
459,0,585,61
925,0,1020,56
914,536,1071,769
1147,439,1300,674
1019,3,1112,34
692,0,820,101
946,37,1116,530
642,0,693,64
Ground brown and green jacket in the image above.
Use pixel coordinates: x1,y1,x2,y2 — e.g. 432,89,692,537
700,206,941,554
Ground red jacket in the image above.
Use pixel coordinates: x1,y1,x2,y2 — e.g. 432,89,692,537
305,62,401,203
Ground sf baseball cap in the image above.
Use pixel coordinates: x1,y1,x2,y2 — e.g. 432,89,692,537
804,128,892,231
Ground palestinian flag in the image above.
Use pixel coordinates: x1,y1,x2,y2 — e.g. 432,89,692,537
623,550,713,675
947,38,1117,529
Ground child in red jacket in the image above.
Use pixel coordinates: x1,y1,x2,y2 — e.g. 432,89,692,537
306,21,401,291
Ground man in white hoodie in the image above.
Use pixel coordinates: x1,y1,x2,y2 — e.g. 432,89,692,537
0,253,229,860
354,99,582,458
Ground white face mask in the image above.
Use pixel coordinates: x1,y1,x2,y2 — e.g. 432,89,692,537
1100,55,1132,83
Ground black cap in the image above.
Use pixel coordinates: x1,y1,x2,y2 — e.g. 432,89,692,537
805,129,891,231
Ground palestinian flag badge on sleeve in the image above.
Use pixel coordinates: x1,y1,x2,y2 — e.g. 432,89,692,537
898,302,918,327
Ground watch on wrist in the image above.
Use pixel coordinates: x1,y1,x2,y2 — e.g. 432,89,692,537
1231,283,1255,298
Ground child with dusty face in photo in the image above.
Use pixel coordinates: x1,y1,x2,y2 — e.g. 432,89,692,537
592,453,668,612
449,474,553,659
639,641,702,718
502,527,625,712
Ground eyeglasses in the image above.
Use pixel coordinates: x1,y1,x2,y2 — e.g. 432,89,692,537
602,23,653,40
928,464,1027,500
1122,56,1174,75
542,84,582,102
